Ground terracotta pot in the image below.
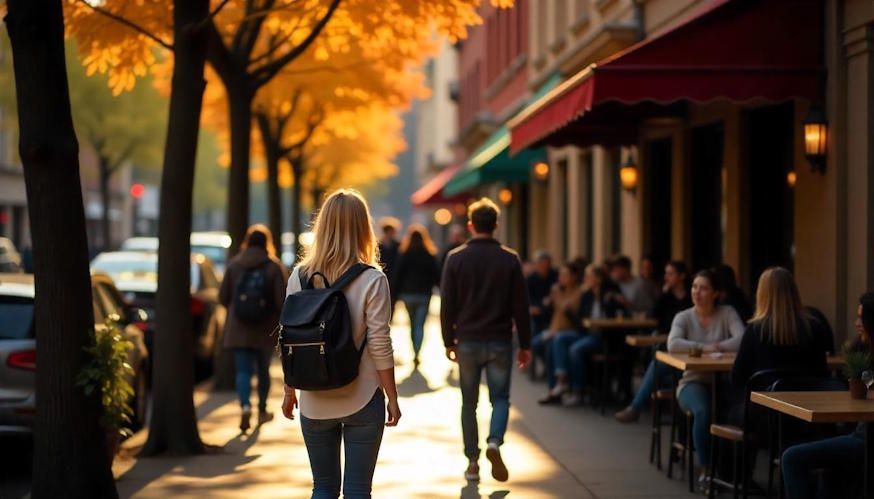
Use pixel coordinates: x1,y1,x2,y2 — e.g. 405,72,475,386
105,431,120,463
849,378,867,400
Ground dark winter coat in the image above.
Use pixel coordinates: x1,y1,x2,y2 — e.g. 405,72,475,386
391,247,439,297
220,246,288,350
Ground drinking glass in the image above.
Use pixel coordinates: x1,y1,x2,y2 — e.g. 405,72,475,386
863,370,874,391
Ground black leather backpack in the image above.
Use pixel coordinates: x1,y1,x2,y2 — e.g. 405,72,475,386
277,263,371,390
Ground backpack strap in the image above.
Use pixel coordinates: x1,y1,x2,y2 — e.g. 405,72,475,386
329,263,373,290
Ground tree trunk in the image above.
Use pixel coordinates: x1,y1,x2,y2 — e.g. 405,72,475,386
99,156,111,251
5,1,117,497
290,162,303,262
225,83,254,257
257,117,282,244
141,0,210,457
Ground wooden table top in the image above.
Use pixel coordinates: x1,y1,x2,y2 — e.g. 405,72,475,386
582,317,658,330
655,351,843,372
625,334,668,347
751,391,874,423
655,350,735,371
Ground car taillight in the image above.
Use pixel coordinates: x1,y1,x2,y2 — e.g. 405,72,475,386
190,297,206,316
7,350,36,371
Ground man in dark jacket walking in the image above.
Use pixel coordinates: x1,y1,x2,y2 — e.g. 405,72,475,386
440,198,532,484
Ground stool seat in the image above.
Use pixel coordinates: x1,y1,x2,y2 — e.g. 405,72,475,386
710,424,743,442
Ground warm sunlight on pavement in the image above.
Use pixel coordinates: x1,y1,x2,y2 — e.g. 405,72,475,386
113,298,589,498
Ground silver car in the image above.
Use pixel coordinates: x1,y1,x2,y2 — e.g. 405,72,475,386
0,273,150,435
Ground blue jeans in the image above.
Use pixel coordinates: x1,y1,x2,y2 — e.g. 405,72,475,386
457,340,513,459
300,389,386,499
531,331,556,388
400,293,430,358
782,434,863,499
568,334,603,391
677,382,711,467
234,349,271,411
630,360,672,411
550,330,580,378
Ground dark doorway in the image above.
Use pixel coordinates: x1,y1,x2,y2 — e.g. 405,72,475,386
644,138,672,279
746,102,795,286
691,123,724,273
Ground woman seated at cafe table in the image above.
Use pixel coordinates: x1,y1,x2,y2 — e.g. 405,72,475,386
780,291,874,499
730,267,831,388
561,264,626,406
666,269,745,490
535,261,585,405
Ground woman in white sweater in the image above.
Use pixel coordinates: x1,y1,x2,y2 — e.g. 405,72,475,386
667,269,744,491
282,189,400,499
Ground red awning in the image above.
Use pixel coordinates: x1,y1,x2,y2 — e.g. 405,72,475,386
509,0,824,154
410,164,467,207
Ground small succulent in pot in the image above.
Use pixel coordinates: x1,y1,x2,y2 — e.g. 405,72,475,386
842,347,871,400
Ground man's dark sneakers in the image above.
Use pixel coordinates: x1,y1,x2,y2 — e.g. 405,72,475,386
486,442,508,482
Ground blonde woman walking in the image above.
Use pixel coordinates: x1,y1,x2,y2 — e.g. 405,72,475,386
282,189,400,499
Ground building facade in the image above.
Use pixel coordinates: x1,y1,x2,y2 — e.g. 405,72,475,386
507,0,873,343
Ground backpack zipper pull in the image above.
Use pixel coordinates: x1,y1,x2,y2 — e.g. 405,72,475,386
319,344,325,355
287,345,293,355
319,321,326,333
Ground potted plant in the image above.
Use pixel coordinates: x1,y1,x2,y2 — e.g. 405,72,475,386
77,317,135,461
842,347,871,400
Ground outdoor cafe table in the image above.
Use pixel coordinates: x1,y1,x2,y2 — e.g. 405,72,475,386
751,391,874,498
582,317,658,411
625,334,669,348
655,352,846,413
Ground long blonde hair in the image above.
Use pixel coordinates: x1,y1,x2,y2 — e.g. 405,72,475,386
751,267,809,346
298,189,380,283
399,223,438,256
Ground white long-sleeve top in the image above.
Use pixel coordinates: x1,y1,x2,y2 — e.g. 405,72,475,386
286,265,394,420
667,305,745,393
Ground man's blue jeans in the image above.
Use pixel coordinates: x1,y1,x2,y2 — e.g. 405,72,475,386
457,340,513,459
782,434,863,499
400,293,430,358
300,389,386,499
234,348,271,411
629,360,673,411
550,330,580,378
677,382,711,467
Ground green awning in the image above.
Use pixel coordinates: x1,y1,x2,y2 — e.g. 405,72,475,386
443,74,561,196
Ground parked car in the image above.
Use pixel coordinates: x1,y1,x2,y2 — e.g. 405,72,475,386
0,238,22,273
90,251,226,380
120,232,232,278
0,272,150,435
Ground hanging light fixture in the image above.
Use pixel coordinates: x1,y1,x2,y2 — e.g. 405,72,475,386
434,208,452,226
803,106,828,174
786,170,797,189
498,188,513,205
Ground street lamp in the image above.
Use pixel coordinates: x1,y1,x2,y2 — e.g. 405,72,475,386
803,106,828,174
786,170,797,189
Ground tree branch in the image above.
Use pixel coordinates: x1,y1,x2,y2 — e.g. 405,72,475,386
240,0,277,62
76,0,174,51
251,0,342,88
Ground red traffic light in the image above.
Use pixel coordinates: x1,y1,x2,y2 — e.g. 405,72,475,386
130,183,145,199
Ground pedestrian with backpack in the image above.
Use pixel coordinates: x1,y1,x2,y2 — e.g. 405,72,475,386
280,189,400,499
219,224,288,432
441,197,532,483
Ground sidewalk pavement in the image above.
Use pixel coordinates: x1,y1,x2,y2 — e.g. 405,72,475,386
114,301,690,498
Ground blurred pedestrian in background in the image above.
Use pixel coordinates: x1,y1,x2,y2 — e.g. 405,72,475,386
377,216,402,278
639,255,662,309
220,224,288,432
609,255,655,316
527,250,558,338
440,223,467,268
391,223,440,367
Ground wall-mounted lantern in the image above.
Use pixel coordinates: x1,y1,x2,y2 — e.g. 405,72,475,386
803,106,828,174
786,170,797,189
532,161,550,182
498,188,513,205
619,148,639,194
